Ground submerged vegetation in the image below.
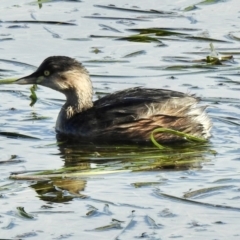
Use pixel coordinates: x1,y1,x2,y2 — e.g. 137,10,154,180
1,1,240,238
9,138,215,203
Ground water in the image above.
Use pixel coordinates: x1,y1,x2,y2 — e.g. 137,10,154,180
0,0,240,239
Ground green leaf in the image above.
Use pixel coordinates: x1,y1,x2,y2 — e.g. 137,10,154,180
0,78,17,84
16,207,34,219
183,5,198,11
118,34,161,43
150,128,207,150
30,84,38,107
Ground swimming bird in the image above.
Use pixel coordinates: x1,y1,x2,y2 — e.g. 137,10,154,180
16,56,211,143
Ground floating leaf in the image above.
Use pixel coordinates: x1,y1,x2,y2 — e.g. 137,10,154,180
183,36,231,43
0,20,76,25
154,190,240,211
129,28,189,36
99,24,121,33
123,50,146,58
183,5,198,11
131,182,162,188
93,221,122,231
0,131,40,139
84,16,148,22
197,0,222,5
118,34,161,43
16,207,34,219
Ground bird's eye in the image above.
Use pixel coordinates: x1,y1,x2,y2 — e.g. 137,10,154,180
44,70,50,76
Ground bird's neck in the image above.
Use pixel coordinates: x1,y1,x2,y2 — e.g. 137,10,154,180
56,73,93,132
65,89,93,115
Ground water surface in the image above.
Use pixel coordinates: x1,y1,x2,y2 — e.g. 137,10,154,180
0,0,240,239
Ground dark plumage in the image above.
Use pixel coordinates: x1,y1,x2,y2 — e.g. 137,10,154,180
16,56,212,143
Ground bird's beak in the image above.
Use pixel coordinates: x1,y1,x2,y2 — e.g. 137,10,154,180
16,73,38,85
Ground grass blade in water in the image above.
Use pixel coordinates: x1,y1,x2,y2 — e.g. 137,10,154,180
30,84,38,107
129,28,190,36
183,36,231,43
91,221,122,231
123,50,146,58
183,5,198,11
0,78,17,84
16,207,34,219
118,34,161,43
197,0,222,5
150,128,207,150
99,24,121,33
131,182,162,188
1,20,76,25
154,190,240,212
94,4,175,14
0,131,40,139
183,185,234,198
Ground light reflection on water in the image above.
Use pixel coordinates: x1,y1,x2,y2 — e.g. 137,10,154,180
0,0,240,239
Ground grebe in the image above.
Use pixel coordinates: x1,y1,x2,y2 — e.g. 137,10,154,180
16,56,211,143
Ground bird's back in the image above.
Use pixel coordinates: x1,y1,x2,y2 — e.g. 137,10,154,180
60,87,211,143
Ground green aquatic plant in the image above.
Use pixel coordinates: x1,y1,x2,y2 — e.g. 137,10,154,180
118,34,161,43
154,189,240,212
198,0,222,5
206,42,233,64
150,128,207,150
16,207,34,219
129,28,190,36
94,4,175,15
183,185,234,198
0,78,17,84
0,78,38,107
29,84,38,107
183,5,198,11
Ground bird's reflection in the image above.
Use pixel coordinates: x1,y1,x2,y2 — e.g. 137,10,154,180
31,178,87,203
31,139,212,203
